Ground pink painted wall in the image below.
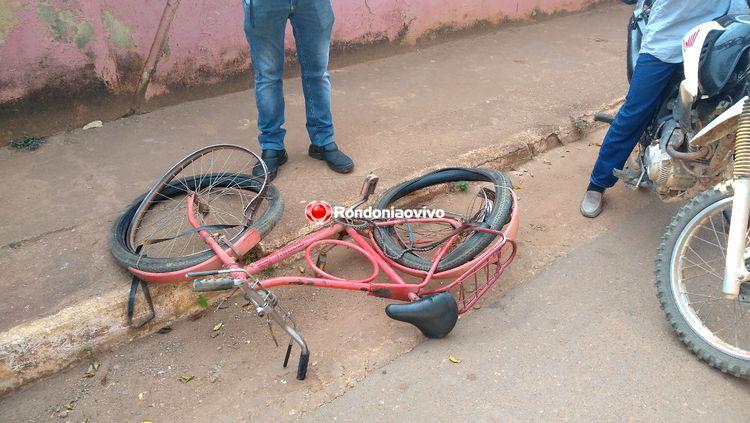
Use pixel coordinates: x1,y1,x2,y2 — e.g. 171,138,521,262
0,0,597,104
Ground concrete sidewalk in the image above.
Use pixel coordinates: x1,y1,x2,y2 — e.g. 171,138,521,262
307,201,750,422
0,3,630,392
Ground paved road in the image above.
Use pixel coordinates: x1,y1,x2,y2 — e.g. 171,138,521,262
307,201,750,421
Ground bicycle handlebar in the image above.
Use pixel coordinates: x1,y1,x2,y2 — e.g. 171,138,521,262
297,350,310,380
192,278,236,292
185,268,310,379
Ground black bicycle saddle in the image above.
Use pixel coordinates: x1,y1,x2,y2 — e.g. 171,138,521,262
385,292,459,339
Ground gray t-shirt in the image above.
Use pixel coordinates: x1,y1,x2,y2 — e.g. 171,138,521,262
639,0,748,63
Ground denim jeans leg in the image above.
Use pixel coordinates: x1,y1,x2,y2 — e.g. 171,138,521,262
290,0,335,147
589,53,679,188
243,0,289,150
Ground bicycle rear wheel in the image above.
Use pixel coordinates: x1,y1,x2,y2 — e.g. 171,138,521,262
372,168,513,272
110,145,283,273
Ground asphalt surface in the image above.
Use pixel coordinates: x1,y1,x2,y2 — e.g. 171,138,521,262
307,200,750,422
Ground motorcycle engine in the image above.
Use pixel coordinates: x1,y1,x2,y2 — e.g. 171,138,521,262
643,122,698,196
644,143,672,187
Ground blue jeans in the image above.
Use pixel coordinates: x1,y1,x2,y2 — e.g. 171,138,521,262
243,0,335,150
590,53,680,188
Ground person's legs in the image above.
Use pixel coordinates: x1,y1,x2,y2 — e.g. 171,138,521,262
243,0,289,151
290,0,353,173
581,53,679,217
590,53,680,189
289,0,335,147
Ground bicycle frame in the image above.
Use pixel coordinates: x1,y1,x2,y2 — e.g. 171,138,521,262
129,190,519,309
126,177,519,380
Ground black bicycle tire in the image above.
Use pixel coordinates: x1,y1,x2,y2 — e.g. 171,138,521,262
372,168,513,272
110,173,283,273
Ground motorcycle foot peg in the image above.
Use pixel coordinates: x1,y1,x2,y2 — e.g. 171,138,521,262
297,351,310,380
593,113,614,124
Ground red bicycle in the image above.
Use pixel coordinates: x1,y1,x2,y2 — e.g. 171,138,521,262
111,145,519,380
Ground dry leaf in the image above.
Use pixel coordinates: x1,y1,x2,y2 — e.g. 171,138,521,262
298,266,306,274
179,375,194,383
82,120,103,130
213,322,223,332
543,159,552,165
448,355,462,364
84,361,100,378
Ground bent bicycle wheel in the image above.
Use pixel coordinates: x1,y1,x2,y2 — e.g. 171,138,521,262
372,167,513,272
110,145,283,273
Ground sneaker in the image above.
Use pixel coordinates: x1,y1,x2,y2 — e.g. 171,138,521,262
252,149,288,181
308,143,354,174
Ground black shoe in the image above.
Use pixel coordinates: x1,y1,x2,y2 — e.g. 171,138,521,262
252,149,288,181
308,143,354,174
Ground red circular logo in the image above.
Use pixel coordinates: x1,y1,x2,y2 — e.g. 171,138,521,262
305,201,332,224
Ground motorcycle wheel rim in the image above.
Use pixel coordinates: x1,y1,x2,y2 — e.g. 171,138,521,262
671,195,750,361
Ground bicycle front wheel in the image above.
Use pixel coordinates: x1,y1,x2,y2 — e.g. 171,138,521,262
656,182,750,378
110,145,283,273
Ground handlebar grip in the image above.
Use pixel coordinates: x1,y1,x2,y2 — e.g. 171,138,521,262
192,278,236,292
297,350,310,380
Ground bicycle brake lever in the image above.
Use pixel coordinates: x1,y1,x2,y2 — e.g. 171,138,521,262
283,340,293,368
266,319,280,347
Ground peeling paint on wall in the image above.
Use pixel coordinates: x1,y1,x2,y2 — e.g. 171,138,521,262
0,0,21,45
1,0,601,106
102,10,134,49
36,0,94,48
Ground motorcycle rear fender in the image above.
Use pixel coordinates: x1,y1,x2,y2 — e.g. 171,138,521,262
691,96,747,147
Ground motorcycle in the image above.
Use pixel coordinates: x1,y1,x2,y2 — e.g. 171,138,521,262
598,1,750,377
